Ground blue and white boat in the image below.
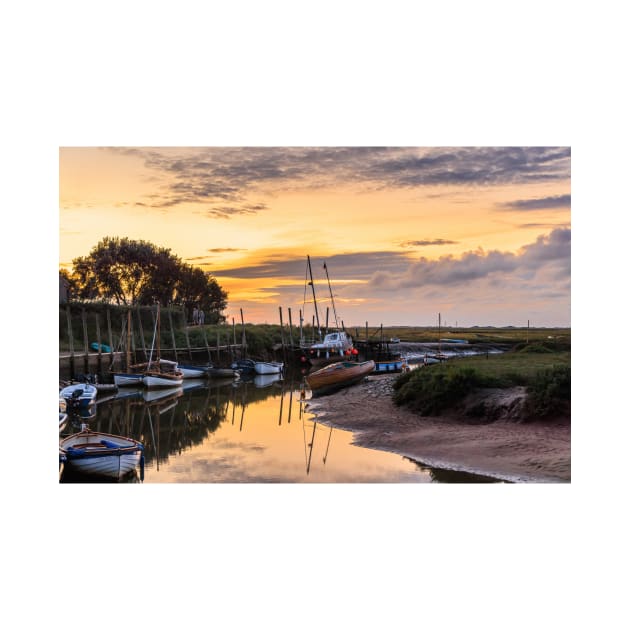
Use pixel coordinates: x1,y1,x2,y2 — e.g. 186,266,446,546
60,426,144,480
373,357,405,373
59,383,98,410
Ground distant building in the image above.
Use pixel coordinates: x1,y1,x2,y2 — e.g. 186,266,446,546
59,272,70,304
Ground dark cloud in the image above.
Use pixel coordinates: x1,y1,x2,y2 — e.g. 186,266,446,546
400,239,458,247
370,228,571,291
212,251,412,281
498,194,571,211
205,202,269,219
107,147,570,214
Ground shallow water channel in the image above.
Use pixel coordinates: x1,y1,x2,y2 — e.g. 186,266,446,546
60,374,500,483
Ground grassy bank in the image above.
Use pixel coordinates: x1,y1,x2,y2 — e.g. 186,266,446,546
393,347,570,421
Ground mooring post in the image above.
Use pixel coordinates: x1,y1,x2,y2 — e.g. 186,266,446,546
136,306,147,360
167,307,178,362
279,306,286,363
95,312,102,374
66,304,75,376
106,307,115,367
240,308,246,358
182,307,192,359
81,307,89,373
287,307,295,347
201,324,211,363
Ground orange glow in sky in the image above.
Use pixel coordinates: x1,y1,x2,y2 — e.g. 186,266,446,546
59,147,570,327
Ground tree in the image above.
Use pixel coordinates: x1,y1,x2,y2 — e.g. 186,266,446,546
69,237,228,322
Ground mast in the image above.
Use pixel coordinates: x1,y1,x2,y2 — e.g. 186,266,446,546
156,303,161,366
307,255,322,341
126,309,131,370
323,261,340,330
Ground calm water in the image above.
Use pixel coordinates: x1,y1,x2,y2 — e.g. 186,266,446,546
59,374,500,483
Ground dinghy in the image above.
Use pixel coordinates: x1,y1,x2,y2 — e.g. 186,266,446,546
59,383,98,409
306,360,375,397
60,426,144,480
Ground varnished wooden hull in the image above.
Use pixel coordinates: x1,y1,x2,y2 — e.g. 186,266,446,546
306,360,375,397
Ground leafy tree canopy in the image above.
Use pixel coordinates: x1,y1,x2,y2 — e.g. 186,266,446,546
66,237,228,321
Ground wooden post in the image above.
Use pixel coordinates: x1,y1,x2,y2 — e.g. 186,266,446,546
201,324,212,363
183,308,192,359
66,305,75,376
136,306,147,360
366,321,368,341
167,307,178,362
240,308,246,357
95,312,102,373
288,307,295,347
232,317,237,360
299,309,304,346
81,308,89,373
279,306,286,363
106,307,114,367
217,329,221,364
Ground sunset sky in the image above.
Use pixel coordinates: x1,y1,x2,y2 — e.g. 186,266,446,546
59,146,570,327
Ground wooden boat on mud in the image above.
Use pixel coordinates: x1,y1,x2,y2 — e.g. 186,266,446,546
60,426,144,481
306,360,375,397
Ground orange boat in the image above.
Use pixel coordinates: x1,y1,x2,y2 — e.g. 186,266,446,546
305,360,375,397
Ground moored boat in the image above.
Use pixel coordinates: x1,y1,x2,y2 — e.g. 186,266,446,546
231,359,257,373
177,364,208,379
60,426,144,481
374,357,405,373
59,383,98,409
254,361,284,375
59,412,68,432
306,360,375,397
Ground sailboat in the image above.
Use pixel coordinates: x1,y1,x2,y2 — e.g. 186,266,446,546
112,309,145,386
299,256,354,366
141,304,184,388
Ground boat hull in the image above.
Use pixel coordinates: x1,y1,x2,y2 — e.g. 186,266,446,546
306,360,375,397
178,365,208,379
143,373,184,388
60,430,144,480
113,373,144,387
59,384,98,409
374,359,404,373
254,362,284,375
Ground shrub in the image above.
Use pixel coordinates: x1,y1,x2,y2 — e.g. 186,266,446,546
393,366,480,415
525,365,571,418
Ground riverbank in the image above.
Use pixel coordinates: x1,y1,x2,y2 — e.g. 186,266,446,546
305,373,571,483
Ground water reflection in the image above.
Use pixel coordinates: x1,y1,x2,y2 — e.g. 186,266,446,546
60,375,501,483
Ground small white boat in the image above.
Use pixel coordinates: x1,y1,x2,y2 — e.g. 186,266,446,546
60,427,144,480
178,364,208,379
254,361,284,375
143,371,184,388
113,372,144,387
59,383,98,409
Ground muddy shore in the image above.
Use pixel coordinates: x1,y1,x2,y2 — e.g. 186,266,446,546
305,373,571,483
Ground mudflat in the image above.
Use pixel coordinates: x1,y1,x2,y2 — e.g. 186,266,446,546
305,373,570,483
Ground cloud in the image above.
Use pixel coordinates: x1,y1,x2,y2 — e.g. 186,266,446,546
369,228,571,291
207,247,246,253
106,147,570,214
204,202,269,219
498,194,571,211
400,239,458,247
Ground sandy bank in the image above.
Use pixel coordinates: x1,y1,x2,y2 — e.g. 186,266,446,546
305,374,570,483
